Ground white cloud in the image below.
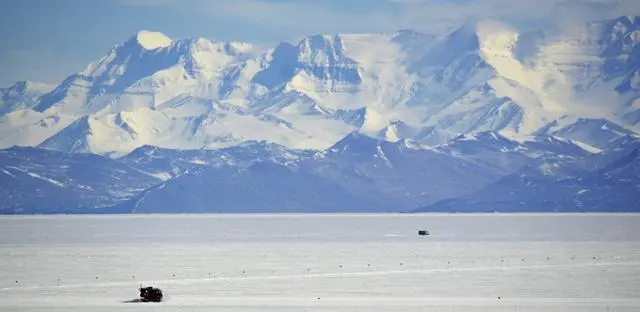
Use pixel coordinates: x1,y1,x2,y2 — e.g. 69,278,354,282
123,0,640,38
124,0,400,37
551,0,640,25
395,0,640,32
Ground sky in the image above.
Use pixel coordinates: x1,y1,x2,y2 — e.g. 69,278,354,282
0,0,638,87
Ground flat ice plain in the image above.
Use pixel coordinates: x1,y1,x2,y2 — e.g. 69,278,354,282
1,213,639,311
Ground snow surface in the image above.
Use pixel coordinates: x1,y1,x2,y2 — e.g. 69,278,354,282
1,214,639,311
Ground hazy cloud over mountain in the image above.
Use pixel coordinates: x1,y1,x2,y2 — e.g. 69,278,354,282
1,0,637,85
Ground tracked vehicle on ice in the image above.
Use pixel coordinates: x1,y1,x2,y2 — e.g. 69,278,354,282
139,286,163,302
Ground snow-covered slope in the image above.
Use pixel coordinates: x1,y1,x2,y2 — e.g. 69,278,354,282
0,146,160,213
417,136,640,213
119,141,313,180
34,31,260,116
124,162,372,213
0,82,69,147
1,17,638,156
121,130,611,213
303,132,515,210
0,81,52,116
418,152,640,213
0,109,75,148
36,101,328,157
535,117,639,149
114,133,511,212
1,131,637,213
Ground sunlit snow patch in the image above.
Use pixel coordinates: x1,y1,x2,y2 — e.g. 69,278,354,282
26,172,66,187
135,31,172,50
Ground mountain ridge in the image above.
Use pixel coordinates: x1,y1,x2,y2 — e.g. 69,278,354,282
1,16,640,214
1,130,638,214
1,16,639,156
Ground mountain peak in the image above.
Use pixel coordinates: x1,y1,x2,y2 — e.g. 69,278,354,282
376,120,417,142
296,34,350,65
327,131,380,154
393,29,421,37
2,80,52,93
134,30,173,50
615,15,639,26
1,81,53,116
438,20,516,51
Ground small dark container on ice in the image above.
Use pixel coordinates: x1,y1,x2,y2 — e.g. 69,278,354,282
418,230,430,236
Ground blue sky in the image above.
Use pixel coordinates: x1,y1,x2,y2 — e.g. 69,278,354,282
0,0,637,86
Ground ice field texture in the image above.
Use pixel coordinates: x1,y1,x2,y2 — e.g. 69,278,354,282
1,213,639,311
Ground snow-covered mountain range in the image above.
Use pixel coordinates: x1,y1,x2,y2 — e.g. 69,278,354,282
1,16,639,213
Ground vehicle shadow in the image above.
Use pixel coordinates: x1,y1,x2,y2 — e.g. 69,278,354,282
122,298,165,303
121,299,144,303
